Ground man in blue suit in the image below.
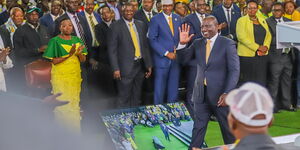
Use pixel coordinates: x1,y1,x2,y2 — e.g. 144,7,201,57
40,0,63,36
178,16,239,149
182,0,209,118
148,0,184,105
211,0,241,40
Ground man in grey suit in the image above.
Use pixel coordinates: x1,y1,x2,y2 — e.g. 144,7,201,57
266,2,295,112
108,3,152,108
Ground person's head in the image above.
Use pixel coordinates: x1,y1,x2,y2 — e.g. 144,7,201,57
188,1,196,12
195,0,206,14
162,0,174,15
142,0,154,12
6,0,18,9
65,0,80,13
223,0,234,9
22,0,29,4
156,0,162,12
271,2,284,19
206,3,212,14
226,82,274,140
26,6,41,26
261,0,273,13
247,0,259,17
174,2,188,17
284,1,297,15
10,7,24,27
242,6,247,15
129,0,139,13
106,0,116,5
59,18,73,35
213,0,223,7
201,16,219,39
50,0,62,16
99,5,113,22
85,0,96,14
122,3,134,21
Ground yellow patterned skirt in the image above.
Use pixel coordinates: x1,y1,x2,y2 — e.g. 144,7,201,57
51,55,82,133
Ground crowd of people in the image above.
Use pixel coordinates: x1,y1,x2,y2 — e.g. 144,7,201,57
0,0,300,148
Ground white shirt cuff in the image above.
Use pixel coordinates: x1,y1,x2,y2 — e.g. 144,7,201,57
164,51,169,56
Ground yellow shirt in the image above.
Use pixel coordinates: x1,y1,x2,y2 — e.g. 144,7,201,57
284,10,300,21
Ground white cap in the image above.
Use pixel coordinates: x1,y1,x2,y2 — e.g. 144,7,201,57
226,82,274,127
161,0,173,5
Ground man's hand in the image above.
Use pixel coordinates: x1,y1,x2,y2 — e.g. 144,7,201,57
42,93,69,107
0,48,10,62
219,22,228,30
89,58,99,70
258,45,268,53
217,93,228,107
38,45,47,53
179,23,194,45
145,67,152,78
166,52,176,60
113,70,121,80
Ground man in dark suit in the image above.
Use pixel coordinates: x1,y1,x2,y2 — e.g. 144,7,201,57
178,16,239,149
134,0,157,29
40,0,63,36
212,0,241,40
94,6,116,97
148,0,183,105
182,0,209,118
266,2,295,112
108,3,152,108
13,6,50,96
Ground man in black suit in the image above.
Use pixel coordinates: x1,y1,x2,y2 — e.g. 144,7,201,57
134,0,156,29
108,3,152,108
266,2,295,112
13,6,50,96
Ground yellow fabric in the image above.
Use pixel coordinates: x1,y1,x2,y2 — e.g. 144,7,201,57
256,9,273,20
284,11,300,21
236,15,272,57
168,16,174,36
204,39,211,86
129,22,141,57
51,44,82,133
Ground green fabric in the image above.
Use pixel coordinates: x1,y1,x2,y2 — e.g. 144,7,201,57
43,36,87,59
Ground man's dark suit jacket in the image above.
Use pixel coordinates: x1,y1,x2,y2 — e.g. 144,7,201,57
13,23,50,66
53,13,92,52
94,21,112,64
0,10,9,26
0,27,12,48
212,4,241,40
108,19,152,76
40,13,55,36
183,13,209,41
134,9,157,29
178,36,240,105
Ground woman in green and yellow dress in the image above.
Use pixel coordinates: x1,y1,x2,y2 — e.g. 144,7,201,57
43,18,87,132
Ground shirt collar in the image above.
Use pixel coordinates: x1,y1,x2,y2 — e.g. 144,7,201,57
222,4,233,11
27,22,40,30
123,17,134,25
143,9,152,16
104,20,112,26
207,33,218,42
84,10,94,17
163,12,172,18
66,11,77,18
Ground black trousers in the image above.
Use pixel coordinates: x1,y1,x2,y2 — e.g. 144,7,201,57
189,86,235,149
116,60,144,108
239,55,268,87
268,52,293,110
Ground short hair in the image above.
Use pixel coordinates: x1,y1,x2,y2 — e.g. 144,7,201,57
284,1,297,9
247,0,259,7
9,6,24,16
121,2,133,11
58,18,71,27
98,5,111,14
272,2,283,9
203,15,219,25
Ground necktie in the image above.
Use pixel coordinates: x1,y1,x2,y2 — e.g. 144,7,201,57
226,9,231,33
200,14,205,22
204,39,211,86
205,39,211,63
168,16,174,36
73,15,86,46
89,15,99,46
148,12,152,21
129,22,141,57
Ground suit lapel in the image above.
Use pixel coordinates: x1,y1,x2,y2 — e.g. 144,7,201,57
173,15,179,39
121,19,135,50
199,39,206,66
159,13,173,38
207,36,220,65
